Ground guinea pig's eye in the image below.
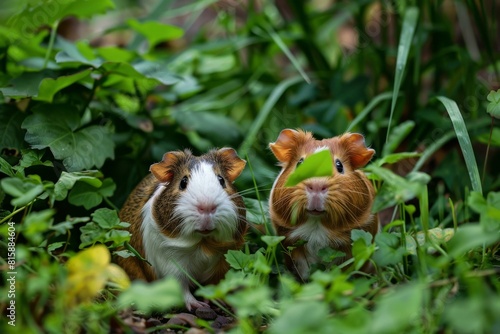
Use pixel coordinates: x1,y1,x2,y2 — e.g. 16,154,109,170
296,158,304,166
217,175,226,188
179,176,188,190
335,159,344,174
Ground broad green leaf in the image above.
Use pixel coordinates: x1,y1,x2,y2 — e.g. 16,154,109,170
447,224,499,259
269,301,331,334
226,285,273,318
35,69,92,102
0,157,15,177
367,165,426,212
68,183,102,209
0,71,47,98
91,208,123,230
117,278,183,313
0,106,26,151
387,7,419,142
486,89,500,119
22,107,114,172
285,150,334,187
17,150,53,171
3,0,114,43
372,283,424,333
127,20,184,50
54,171,103,201
437,96,482,194
1,177,44,206
225,250,253,270
254,252,271,274
373,232,406,266
97,46,135,62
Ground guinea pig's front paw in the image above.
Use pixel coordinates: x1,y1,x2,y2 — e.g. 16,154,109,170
184,292,210,312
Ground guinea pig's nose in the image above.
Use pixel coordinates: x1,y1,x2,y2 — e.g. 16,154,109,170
305,181,328,194
197,203,217,214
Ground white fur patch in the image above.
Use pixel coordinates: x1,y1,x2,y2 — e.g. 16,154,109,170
314,146,330,153
140,161,238,290
290,217,333,279
174,161,238,241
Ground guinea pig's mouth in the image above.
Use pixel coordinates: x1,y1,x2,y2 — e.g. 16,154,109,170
195,229,215,235
306,209,326,216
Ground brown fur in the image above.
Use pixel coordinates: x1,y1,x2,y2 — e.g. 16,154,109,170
269,129,379,279
116,149,247,286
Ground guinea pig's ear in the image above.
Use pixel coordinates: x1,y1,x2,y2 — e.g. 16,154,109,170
269,128,299,163
150,151,184,183
217,147,246,182
340,133,375,169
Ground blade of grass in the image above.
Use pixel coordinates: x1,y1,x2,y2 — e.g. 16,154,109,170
346,91,394,132
238,76,303,157
386,7,419,143
436,96,483,194
264,24,311,84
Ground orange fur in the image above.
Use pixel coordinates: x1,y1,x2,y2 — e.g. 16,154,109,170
269,129,379,280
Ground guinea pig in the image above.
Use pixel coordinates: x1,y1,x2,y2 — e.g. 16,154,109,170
117,148,247,311
268,129,379,281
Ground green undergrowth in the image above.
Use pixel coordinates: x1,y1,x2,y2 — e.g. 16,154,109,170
1,0,499,333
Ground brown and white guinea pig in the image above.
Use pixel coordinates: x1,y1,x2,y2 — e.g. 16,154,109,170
268,129,379,281
117,148,247,311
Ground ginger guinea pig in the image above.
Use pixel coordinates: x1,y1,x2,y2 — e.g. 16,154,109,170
117,148,247,310
269,129,379,281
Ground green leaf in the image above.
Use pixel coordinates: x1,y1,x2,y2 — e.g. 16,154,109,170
22,107,114,172
225,250,253,270
0,105,26,151
17,150,53,171
100,61,180,85
373,232,406,266
261,235,285,247
269,301,331,334
0,157,15,177
437,96,482,194
387,7,419,141
447,224,500,259
117,278,184,313
127,20,184,50
35,69,92,103
198,54,236,74
0,71,47,98
54,171,103,201
4,0,115,38
285,150,334,187
486,89,500,119
1,177,44,206
365,165,425,212
22,209,56,245
372,283,425,333
91,208,122,229
68,179,116,210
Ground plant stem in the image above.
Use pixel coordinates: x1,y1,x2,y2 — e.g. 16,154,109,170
481,116,494,185
43,20,60,70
